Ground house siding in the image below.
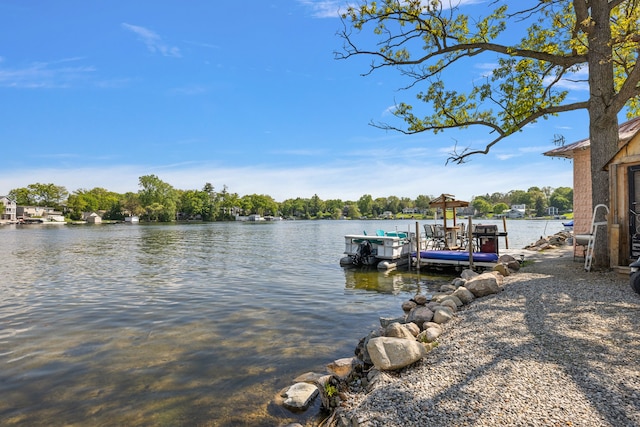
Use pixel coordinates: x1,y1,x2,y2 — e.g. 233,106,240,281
572,149,593,235
0,196,17,221
544,116,640,267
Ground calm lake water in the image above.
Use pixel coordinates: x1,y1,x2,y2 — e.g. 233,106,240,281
0,219,566,426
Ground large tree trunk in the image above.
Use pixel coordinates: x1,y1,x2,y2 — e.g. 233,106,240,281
588,114,618,269
588,1,618,269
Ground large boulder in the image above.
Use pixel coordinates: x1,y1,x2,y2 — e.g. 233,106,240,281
498,254,520,272
439,284,457,293
418,322,443,343
401,300,417,312
384,322,416,340
282,382,318,410
355,330,381,365
451,277,466,287
440,295,463,307
493,263,510,276
406,305,434,327
422,322,443,334
380,315,406,328
452,286,475,304
403,322,421,337
461,269,479,280
366,337,428,370
413,294,429,305
327,357,357,379
439,299,458,313
465,272,502,297
433,306,454,324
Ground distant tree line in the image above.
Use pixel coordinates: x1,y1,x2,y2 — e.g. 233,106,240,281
6,176,573,222
471,187,573,217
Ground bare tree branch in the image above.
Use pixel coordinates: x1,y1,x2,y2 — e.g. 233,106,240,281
370,100,589,164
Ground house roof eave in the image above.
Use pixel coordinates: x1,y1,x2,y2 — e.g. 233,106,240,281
543,116,640,159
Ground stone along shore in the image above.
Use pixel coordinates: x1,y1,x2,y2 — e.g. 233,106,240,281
327,245,640,426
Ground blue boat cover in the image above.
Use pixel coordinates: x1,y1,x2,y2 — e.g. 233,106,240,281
414,250,499,263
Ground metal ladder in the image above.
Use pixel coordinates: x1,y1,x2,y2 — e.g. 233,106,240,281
584,204,610,272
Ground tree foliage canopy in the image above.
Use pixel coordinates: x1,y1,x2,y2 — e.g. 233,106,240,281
338,0,640,163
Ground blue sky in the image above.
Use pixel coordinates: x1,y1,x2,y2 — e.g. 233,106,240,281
0,0,583,202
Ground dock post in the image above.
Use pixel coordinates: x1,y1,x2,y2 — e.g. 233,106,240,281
467,216,474,270
502,216,509,249
415,221,420,272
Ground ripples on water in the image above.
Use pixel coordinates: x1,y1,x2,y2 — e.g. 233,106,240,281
0,219,565,426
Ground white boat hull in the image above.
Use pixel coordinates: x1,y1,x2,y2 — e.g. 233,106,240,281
341,232,417,270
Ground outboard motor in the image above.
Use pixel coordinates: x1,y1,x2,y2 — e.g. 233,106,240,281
353,240,373,266
630,257,640,294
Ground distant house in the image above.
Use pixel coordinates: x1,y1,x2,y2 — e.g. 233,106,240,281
17,206,64,221
235,214,265,222
83,212,103,224
505,204,526,219
458,206,477,217
0,196,17,222
544,116,640,268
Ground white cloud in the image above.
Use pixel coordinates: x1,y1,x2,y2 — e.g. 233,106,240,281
0,58,96,89
382,104,398,116
297,0,348,18
547,71,589,91
121,23,181,58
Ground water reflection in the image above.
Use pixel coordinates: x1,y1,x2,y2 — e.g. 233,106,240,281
343,267,452,296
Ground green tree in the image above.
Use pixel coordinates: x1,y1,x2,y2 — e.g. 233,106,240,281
309,194,325,218
488,192,507,204
138,175,179,222
178,189,206,219
200,183,220,221
372,197,387,217
533,193,548,217
66,193,92,220
345,204,362,219
339,1,640,267
550,187,574,212
240,194,279,216
8,187,34,206
493,202,510,215
472,197,492,216
415,195,432,211
66,187,121,218
398,197,413,212
79,187,120,211
358,194,374,217
386,196,400,214
218,186,239,220
13,183,68,208
508,190,531,207
121,192,144,218
280,197,307,218
325,199,345,219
